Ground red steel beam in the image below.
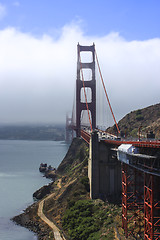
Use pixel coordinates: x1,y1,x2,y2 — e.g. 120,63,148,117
122,163,128,237
122,163,144,238
104,139,160,148
144,174,160,239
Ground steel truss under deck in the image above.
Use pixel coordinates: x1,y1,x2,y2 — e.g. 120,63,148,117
144,173,160,239
122,163,144,238
122,160,160,239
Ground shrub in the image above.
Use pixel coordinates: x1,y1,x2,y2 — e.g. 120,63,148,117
136,109,142,115
62,199,121,240
62,200,101,240
80,176,90,192
67,199,76,208
136,114,144,121
135,109,144,121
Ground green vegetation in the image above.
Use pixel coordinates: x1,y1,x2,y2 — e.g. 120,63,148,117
57,138,89,174
135,114,144,121
135,110,144,121
62,199,121,240
62,200,99,240
130,128,138,137
48,231,54,239
54,138,123,239
136,109,142,115
80,176,90,192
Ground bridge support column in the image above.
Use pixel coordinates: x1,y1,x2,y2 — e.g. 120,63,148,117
88,130,99,199
88,131,121,201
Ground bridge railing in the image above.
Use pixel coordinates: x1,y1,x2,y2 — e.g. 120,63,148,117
79,128,160,149
80,129,91,144
104,139,160,148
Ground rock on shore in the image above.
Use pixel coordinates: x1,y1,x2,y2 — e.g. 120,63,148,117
12,202,52,240
33,183,53,200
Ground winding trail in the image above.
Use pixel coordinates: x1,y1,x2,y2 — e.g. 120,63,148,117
38,195,65,240
37,178,76,240
37,179,66,240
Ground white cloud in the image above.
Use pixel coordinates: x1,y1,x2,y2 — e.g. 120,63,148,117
0,3,6,20
0,24,159,125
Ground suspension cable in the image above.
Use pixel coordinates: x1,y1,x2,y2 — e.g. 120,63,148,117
95,50,120,134
79,52,93,132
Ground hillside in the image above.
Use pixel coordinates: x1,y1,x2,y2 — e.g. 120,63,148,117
107,103,160,139
13,138,126,240
0,125,65,140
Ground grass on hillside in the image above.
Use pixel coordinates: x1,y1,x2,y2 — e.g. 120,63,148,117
62,198,122,240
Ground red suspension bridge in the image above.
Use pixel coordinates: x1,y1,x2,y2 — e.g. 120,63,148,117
66,43,160,239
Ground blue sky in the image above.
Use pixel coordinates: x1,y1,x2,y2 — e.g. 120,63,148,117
0,0,160,40
0,0,159,125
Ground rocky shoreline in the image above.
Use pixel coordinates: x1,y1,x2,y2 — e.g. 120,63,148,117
11,138,90,240
12,201,52,240
12,171,57,240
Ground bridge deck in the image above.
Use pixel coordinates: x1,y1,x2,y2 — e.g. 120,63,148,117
80,129,160,148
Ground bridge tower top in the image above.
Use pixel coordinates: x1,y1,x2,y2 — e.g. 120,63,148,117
76,43,96,137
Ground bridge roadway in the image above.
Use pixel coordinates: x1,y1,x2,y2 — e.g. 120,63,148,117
81,128,160,238
81,129,160,148
81,128,160,178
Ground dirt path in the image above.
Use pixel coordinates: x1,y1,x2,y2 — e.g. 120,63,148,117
114,226,120,240
37,178,77,240
57,178,62,189
38,193,66,240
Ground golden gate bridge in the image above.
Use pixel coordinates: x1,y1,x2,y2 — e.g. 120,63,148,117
66,43,160,239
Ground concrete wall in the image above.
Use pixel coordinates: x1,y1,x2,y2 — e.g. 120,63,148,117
88,131,121,201
88,130,99,199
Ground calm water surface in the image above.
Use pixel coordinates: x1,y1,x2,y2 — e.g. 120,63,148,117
0,140,69,240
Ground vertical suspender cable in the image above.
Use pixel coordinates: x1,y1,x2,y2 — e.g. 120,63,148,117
95,50,120,134
79,52,93,132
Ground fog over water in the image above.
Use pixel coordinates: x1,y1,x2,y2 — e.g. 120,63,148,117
0,25,160,126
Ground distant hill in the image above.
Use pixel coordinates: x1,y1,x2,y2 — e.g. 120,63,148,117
107,103,160,139
0,125,65,141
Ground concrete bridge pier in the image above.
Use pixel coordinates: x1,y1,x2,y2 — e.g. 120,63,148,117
88,130,121,201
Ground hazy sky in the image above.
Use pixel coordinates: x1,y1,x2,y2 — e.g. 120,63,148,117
0,0,160,126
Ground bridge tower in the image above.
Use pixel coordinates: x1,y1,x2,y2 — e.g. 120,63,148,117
76,43,96,137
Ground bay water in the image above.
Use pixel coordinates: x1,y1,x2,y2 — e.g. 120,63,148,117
0,140,69,240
